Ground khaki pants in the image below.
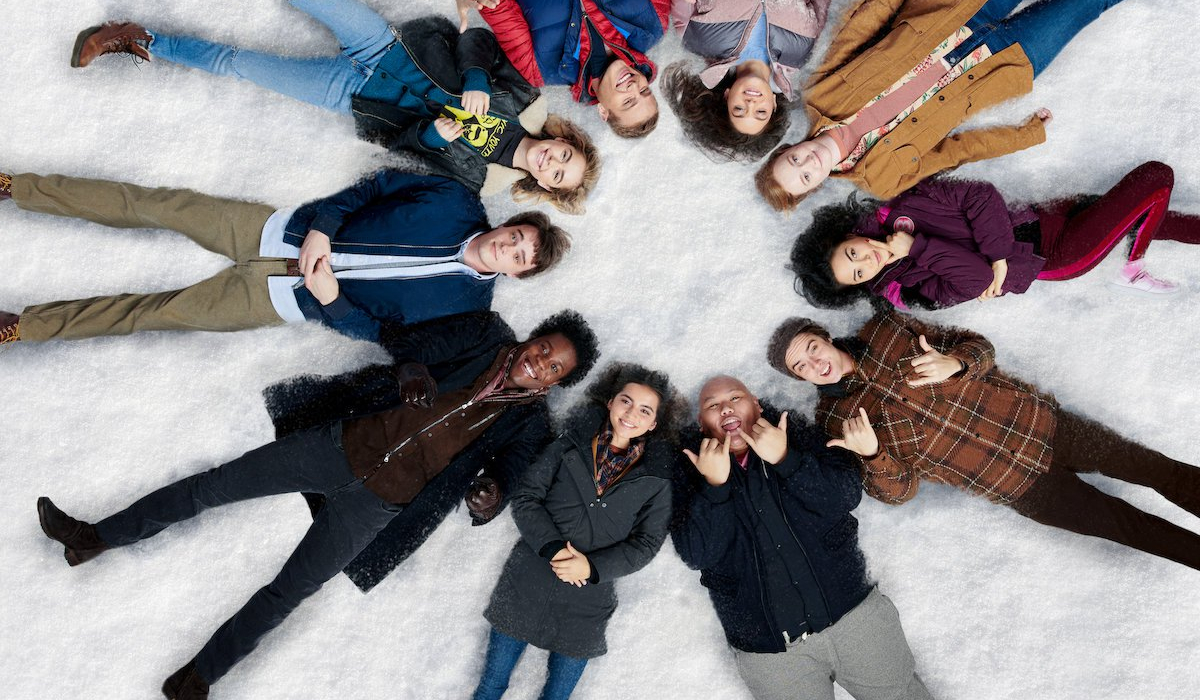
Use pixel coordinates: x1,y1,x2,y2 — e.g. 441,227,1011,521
12,173,289,342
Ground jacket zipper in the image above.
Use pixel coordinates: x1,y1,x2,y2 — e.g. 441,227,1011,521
361,398,498,483
761,459,833,625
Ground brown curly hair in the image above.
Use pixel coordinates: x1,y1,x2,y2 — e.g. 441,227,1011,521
663,62,790,163
510,115,602,215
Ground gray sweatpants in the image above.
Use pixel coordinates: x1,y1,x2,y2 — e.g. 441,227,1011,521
732,588,933,700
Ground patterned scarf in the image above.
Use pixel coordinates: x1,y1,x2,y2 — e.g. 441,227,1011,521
592,425,646,496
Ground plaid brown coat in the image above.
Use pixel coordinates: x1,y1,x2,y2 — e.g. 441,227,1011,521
815,312,1057,505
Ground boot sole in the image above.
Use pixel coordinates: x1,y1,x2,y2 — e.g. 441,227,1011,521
70,26,102,68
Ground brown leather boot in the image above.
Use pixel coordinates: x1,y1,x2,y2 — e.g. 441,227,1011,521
162,661,210,700
71,22,151,68
0,312,17,344
37,497,108,566
0,172,11,200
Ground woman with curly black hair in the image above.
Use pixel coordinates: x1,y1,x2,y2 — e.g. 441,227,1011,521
791,162,1200,311
472,362,681,700
663,0,830,162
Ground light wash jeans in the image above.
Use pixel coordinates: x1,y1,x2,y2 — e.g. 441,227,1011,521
149,0,395,112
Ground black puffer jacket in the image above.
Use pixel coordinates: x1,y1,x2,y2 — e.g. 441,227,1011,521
351,16,541,194
670,404,872,653
484,404,673,658
264,311,552,592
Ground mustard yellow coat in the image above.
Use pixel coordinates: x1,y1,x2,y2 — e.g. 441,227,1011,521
805,0,1047,198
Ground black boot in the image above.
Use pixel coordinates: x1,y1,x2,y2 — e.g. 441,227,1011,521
162,661,210,700
0,311,18,345
37,497,108,566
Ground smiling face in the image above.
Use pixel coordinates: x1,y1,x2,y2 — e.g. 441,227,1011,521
473,224,541,277
783,333,855,385
607,382,660,443
725,61,776,136
594,60,657,127
697,376,762,456
529,138,586,192
507,333,578,391
830,236,894,285
771,140,833,196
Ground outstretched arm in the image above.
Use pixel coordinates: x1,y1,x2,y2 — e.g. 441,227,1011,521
479,0,546,86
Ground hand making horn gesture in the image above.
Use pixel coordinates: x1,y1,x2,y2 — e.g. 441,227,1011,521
683,434,732,487
737,412,789,465
905,335,965,387
826,407,880,459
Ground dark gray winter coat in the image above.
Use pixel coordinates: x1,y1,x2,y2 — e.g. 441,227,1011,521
484,405,673,658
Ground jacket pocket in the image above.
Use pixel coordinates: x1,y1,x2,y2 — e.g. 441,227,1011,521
874,410,923,461
822,514,859,551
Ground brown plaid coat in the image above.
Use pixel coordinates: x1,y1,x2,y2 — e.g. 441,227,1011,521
815,312,1057,505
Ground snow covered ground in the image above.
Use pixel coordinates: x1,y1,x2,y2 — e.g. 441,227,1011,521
2,0,1199,698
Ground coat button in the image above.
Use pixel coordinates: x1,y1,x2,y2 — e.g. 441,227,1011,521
426,432,433,437
911,157,918,162
589,503,595,508
883,138,891,145
601,503,607,508
968,74,975,80
380,72,388,79
938,95,945,101
910,117,918,123
443,422,449,427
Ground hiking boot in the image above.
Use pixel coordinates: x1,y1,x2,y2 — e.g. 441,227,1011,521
37,497,108,566
1110,259,1180,296
162,661,210,700
71,22,151,68
0,172,11,200
0,312,19,344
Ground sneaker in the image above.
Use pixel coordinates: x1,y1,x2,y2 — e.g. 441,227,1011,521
1110,259,1180,295
71,22,151,68
0,311,18,344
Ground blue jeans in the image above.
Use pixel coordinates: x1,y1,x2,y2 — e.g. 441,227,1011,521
472,628,589,700
95,424,403,684
946,0,1127,77
149,0,395,113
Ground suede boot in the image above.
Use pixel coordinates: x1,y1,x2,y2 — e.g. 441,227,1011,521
37,497,108,565
0,172,11,200
71,22,151,68
162,661,210,700
0,311,18,345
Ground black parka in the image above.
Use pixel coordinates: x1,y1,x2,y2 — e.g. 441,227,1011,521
484,405,673,658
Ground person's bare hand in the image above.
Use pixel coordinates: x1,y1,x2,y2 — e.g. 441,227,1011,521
550,542,591,587
434,117,464,142
978,259,1008,301
304,257,339,305
299,229,331,277
906,335,964,387
683,434,732,486
1035,107,1053,125
826,407,879,458
738,413,789,465
461,90,490,117
455,0,502,33
884,230,915,258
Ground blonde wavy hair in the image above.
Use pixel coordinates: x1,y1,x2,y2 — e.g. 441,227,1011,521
511,115,602,215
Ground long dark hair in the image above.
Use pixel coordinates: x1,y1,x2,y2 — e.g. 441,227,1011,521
662,61,790,163
583,362,684,443
789,196,880,309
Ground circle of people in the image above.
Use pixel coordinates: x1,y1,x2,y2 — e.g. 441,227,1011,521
11,1,1199,699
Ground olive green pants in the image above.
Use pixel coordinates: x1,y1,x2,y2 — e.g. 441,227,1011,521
12,173,289,342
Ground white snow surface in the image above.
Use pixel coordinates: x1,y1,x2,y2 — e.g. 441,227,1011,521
3,0,1199,698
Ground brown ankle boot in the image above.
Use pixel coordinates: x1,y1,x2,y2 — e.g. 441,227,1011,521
71,22,151,68
162,661,210,700
0,312,19,344
0,172,11,200
37,497,108,566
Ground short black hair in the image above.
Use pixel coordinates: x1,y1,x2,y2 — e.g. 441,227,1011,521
789,196,877,309
584,362,685,442
766,318,831,378
528,310,600,387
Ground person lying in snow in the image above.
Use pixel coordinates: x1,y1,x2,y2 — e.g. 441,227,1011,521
70,3,601,214
0,169,569,345
769,312,1200,571
671,374,933,700
36,309,599,700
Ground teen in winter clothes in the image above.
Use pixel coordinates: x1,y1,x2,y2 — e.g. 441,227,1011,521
756,0,1131,209
672,375,932,700
790,161,1199,310
71,3,601,213
473,0,671,138
663,0,831,162
769,313,1200,571
473,363,679,699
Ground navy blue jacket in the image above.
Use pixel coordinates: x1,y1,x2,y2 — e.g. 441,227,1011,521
670,405,872,652
284,170,494,340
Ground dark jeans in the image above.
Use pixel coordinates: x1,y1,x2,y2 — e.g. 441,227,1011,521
471,627,589,700
96,424,402,684
1010,411,1200,570
946,0,1127,77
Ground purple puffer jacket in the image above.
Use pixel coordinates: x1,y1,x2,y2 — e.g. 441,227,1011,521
861,179,1045,308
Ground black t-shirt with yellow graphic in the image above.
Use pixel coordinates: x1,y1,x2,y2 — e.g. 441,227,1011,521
440,104,527,167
